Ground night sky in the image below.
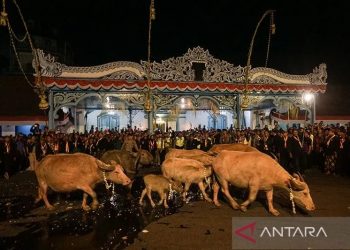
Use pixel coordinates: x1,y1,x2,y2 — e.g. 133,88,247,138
3,0,350,87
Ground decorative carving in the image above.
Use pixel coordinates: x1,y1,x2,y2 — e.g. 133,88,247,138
116,93,146,107
251,75,280,84
35,49,145,78
308,63,327,84
153,94,178,109
250,67,310,83
53,92,86,109
103,71,142,80
63,61,145,75
35,49,63,77
141,46,245,82
240,95,265,108
212,95,236,108
251,64,328,85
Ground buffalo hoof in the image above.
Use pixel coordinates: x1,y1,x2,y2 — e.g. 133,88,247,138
269,209,280,216
47,205,55,211
240,206,248,212
91,203,99,210
82,205,91,211
214,200,221,207
164,204,169,209
151,202,156,208
205,197,213,203
231,204,240,210
138,201,143,206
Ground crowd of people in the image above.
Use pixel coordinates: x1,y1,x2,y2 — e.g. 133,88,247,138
1,122,349,180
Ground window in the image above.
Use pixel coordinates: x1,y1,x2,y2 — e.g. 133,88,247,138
97,113,120,130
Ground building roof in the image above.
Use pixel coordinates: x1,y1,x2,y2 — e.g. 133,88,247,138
38,47,328,94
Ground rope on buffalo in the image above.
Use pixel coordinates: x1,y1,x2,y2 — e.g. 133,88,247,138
168,183,176,200
204,168,211,191
102,171,115,195
289,187,296,214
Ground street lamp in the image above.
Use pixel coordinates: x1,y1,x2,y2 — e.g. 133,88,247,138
241,10,276,109
302,92,316,125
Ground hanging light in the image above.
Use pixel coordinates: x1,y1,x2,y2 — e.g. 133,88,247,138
1,0,49,110
150,0,156,20
0,0,7,26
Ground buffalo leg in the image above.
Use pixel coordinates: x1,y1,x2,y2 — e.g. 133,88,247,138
182,182,191,201
158,192,168,208
240,182,259,212
265,189,280,216
82,193,91,211
139,188,147,205
146,187,155,207
40,183,54,210
35,187,43,204
198,181,212,202
157,191,164,206
213,182,221,206
221,180,240,210
80,186,99,210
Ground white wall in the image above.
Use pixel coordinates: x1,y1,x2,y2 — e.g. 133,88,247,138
86,109,148,131
1,125,15,136
130,110,147,130
86,110,101,131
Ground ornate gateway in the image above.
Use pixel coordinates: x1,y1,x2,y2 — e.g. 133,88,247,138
36,47,327,132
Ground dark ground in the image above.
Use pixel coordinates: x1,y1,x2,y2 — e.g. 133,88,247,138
0,167,349,250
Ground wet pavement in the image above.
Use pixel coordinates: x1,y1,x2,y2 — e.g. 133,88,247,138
1,168,350,250
0,169,202,250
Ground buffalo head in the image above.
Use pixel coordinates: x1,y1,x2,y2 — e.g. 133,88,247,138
97,160,131,186
136,149,154,166
289,173,315,212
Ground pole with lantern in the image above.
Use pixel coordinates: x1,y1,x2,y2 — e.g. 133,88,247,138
240,10,276,128
144,0,156,132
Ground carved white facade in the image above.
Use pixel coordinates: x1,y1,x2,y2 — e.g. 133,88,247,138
35,46,327,131
36,47,327,86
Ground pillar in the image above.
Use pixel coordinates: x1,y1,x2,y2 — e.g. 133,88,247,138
48,91,54,129
236,94,241,129
128,107,133,128
147,111,154,132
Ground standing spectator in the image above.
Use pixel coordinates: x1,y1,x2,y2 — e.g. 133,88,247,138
324,128,340,175
15,134,28,172
148,134,157,162
30,123,41,136
175,132,185,149
122,134,139,153
301,130,313,170
200,132,212,151
185,134,198,150
287,129,303,174
36,137,54,161
155,134,165,166
1,136,16,179
336,128,348,175
276,130,290,171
